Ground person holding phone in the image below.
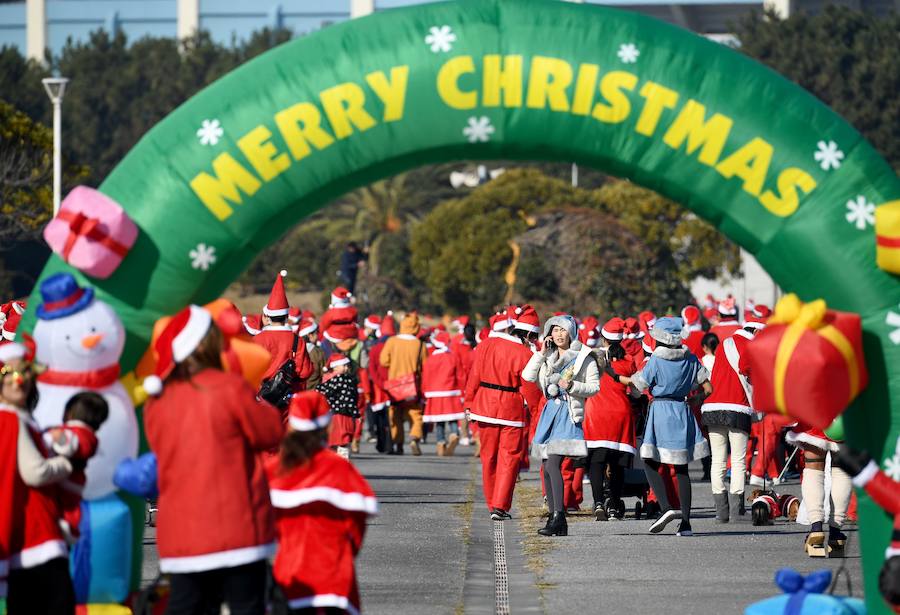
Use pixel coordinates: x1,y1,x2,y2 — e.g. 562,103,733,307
523,315,600,537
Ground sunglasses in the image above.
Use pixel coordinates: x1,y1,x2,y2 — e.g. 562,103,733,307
0,364,37,385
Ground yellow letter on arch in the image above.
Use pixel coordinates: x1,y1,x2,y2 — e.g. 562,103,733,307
526,56,573,112
437,56,478,110
320,82,377,140
190,153,263,221
716,137,774,197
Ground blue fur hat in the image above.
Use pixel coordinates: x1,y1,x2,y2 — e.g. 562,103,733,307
650,316,684,347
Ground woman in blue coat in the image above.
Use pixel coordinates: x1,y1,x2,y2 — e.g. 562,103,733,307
621,317,712,536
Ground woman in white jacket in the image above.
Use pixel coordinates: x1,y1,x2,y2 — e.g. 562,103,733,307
523,315,600,537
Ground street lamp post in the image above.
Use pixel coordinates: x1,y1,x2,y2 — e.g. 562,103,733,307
42,76,69,217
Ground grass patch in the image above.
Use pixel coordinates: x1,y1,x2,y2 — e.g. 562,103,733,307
516,480,555,607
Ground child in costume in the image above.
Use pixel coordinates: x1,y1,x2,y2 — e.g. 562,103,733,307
749,489,799,526
267,391,377,615
421,331,466,457
621,316,712,536
43,391,108,541
316,353,360,459
583,318,637,521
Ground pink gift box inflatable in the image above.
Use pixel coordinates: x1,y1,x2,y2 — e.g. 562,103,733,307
43,186,138,279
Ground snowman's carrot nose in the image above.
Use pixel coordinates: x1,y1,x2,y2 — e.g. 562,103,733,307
81,333,104,349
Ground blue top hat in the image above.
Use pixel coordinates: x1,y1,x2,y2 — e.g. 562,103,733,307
36,273,95,320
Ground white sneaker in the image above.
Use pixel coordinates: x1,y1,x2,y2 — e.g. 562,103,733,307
336,446,350,459
460,437,471,446
649,509,682,534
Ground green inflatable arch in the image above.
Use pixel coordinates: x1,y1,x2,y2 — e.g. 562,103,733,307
23,0,900,608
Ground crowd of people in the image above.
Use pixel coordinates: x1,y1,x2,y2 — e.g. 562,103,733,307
0,272,869,614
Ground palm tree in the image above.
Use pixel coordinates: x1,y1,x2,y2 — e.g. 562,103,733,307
336,173,417,276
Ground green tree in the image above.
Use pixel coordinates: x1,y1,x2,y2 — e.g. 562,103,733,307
736,6,900,171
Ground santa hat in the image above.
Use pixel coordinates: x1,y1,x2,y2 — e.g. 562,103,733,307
242,313,262,336
380,311,397,336
263,271,289,317
743,312,768,330
0,341,34,368
452,315,470,330
510,304,540,334
638,310,657,338
1,309,22,341
752,304,772,319
288,391,331,431
718,296,738,319
326,353,351,370
642,336,656,354
601,317,626,341
681,305,702,327
703,306,718,322
623,317,644,340
490,311,511,332
288,306,302,325
431,330,451,350
650,316,685,347
324,322,359,343
364,314,382,332
298,317,318,337
477,326,489,344
579,316,600,347
144,305,212,396
330,287,353,308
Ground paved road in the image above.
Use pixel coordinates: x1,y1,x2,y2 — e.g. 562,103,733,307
143,440,864,614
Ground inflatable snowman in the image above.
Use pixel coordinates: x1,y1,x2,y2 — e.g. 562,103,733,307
32,272,138,500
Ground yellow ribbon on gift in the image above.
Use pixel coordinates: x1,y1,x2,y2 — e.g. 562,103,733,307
768,294,860,415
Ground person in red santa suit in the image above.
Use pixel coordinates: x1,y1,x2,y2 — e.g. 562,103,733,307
143,305,284,615
680,306,706,359
253,272,315,406
700,312,768,523
298,317,325,390
0,302,25,345
832,444,900,612
584,318,637,521
267,391,377,615
319,288,359,348
709,297,742,341
422,331,466,457
0,342,76,614
465,305,543,521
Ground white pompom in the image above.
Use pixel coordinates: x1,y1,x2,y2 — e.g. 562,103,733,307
280,270,288,277
143,375,163,396
515,307,522,315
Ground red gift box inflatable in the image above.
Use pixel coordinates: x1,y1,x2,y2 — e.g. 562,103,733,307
745,294,867,430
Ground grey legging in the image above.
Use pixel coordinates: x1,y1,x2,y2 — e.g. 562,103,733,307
643,459,692,522
542,454,565,513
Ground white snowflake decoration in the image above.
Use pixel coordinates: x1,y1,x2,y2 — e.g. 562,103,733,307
196,119,224,146
845,195,875,230
884,453,900,482
463,116,494,143
189,243,217,271
814,140,844,171
887,305,900,345
424,25,456,53
617,43,640,64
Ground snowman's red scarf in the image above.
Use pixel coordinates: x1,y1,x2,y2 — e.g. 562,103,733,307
38,364,121,389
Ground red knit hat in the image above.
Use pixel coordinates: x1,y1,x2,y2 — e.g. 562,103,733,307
288,306,301,325
490,311,511,332
601,317,626,341
144,305,212,395
298,317,318,337
681,305,702,327
364,314,381,331
579,316,600,347
327,353,351,370
510,304,540,334
638,311,657,337
288,390,331,431
330,286,352,308
242,313,262,336
263,270,289,317
623,317,644,340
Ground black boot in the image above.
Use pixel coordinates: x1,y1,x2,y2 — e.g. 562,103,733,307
537,512,568,536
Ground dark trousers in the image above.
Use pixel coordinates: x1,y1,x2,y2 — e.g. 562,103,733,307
166,560,267,615
7,556,75,615
372,409,390,453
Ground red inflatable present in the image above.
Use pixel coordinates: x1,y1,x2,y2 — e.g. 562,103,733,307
745,294,867,430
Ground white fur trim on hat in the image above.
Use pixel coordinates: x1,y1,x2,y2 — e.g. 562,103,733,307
1,330,15,341
328,357,350,368
601,328,623,341
298,322,318,337
143,375,163,396
11,302,24,315
0,343,27,363
289,412,332,432
172,306,212,362
513,322,540,333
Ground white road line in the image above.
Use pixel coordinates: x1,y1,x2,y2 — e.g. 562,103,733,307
493,520,511,615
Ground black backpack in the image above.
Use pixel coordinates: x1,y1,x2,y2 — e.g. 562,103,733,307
258,333,300,409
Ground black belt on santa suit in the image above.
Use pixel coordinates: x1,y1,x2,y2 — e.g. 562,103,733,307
479,381,518,393
652,396,687,402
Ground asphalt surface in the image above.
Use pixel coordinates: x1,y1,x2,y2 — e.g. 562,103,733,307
142,440,864,614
